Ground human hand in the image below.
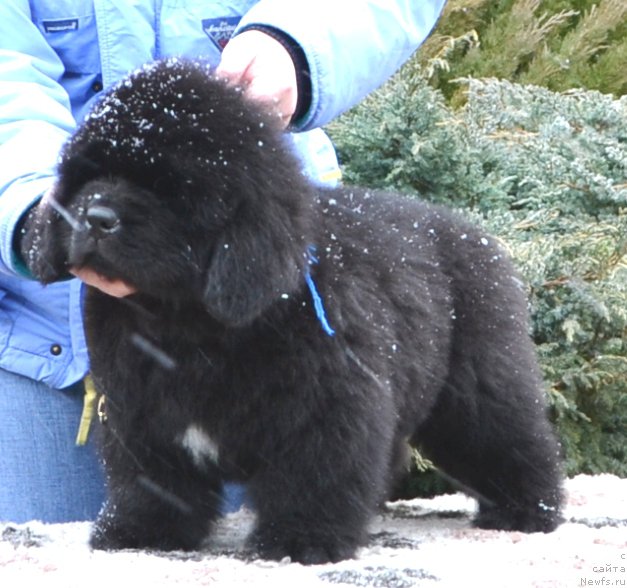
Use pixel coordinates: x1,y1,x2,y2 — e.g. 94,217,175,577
70,267,136,298
216,29,298,127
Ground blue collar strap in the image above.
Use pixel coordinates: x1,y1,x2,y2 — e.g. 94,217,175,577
305,246,335,337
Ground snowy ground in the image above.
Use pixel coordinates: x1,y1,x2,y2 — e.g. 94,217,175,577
1,474,625,587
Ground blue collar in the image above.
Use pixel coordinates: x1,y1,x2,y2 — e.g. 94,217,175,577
305,246,335,337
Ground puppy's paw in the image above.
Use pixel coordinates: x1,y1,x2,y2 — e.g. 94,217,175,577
474,502,562,534
252,528,357,564
90,511,207,552
89,518,140,551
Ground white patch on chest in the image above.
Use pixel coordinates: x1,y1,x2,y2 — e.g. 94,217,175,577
179,424,219,469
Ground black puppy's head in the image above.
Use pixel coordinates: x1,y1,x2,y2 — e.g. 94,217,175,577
23,58,315,326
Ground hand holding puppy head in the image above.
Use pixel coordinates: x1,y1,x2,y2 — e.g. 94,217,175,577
216,29,299,127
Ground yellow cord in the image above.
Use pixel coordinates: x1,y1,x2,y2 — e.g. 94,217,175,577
319,169,343,183
75,375,98,446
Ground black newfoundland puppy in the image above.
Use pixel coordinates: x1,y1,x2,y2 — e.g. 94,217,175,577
22,59,562,563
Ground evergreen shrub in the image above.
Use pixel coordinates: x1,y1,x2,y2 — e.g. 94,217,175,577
418,0,627,102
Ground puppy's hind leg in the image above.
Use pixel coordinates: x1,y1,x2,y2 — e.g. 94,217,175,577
414,360,563,534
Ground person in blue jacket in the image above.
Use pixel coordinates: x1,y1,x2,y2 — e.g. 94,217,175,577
0,0,445,523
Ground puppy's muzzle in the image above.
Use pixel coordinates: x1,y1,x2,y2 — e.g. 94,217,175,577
86,205,120,238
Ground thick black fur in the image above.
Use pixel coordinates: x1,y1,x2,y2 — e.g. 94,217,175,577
22,59,563,563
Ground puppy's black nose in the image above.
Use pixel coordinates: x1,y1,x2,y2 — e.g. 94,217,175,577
86,205,120,237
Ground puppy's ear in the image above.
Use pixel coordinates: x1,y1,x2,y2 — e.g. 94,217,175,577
203,203,306,328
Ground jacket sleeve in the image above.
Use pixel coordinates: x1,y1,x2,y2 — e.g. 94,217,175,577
0,0,76,277
238,0,446,131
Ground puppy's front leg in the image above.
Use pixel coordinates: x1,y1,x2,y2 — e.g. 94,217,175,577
90,430,223,551
248,405,394,564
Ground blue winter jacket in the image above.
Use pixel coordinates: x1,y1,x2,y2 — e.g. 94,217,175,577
0,0,445,388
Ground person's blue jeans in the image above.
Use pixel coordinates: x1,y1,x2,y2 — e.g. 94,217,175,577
0,369,105,523
0,368,243,523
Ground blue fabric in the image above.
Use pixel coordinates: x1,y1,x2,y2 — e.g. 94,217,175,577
222,483,248,514
0,369,105,523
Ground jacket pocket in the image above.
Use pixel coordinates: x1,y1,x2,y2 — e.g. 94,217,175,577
32,1,100,74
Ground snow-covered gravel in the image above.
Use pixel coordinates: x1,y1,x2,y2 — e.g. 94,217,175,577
1,474,625,587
